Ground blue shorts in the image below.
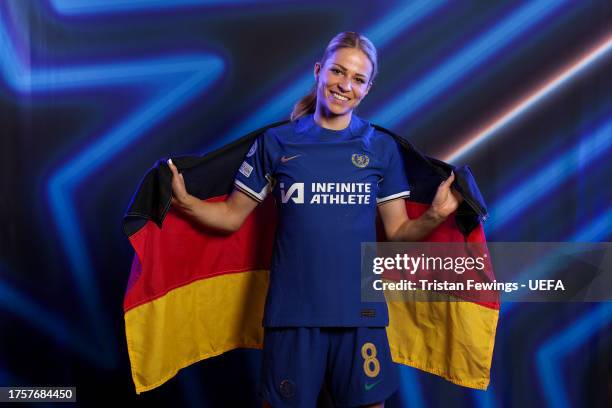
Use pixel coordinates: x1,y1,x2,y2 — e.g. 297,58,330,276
260,327,399,408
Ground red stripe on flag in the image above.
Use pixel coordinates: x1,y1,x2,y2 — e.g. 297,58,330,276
124,195,276,311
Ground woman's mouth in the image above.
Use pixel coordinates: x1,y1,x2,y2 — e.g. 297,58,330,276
330,91,350,103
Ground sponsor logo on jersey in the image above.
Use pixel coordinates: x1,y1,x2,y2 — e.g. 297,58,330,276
280,182,304,203
239,161,253,178
280,154,301,163
351,153,369,168
279,182,372,205
246,140,257,157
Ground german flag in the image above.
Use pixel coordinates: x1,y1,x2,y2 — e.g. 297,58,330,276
122,122,499,394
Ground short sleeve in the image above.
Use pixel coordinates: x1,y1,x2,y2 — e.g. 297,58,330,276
377,139,411,204
234,133,274,202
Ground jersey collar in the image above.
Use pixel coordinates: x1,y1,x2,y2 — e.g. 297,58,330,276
295,112,371,138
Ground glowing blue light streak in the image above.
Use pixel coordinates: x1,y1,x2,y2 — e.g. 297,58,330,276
570,207,612,242
0,279,109,367
371,0,567,127
50,0,265,15
0,7,224,366
449,36,612,163
487,118,612,232
536,303,612,408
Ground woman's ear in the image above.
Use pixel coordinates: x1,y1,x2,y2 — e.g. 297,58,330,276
314,62,321,81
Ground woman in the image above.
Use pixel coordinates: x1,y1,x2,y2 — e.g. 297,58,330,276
168,31,461,408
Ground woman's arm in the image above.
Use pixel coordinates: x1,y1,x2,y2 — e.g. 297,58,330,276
167,159,259,233
378,172,463,242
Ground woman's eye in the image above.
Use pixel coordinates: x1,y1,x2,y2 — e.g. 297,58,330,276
330,68,365,83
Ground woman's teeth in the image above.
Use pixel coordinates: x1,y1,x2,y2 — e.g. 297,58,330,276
331,92,349,101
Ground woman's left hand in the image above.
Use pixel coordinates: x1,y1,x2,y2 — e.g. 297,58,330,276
430,171,464,221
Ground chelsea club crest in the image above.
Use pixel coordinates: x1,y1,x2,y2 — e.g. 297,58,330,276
351,153,369,168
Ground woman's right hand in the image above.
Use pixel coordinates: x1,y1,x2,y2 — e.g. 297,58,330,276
167,159,192,208
166,158,259,232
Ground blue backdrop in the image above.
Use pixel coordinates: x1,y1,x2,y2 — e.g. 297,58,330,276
0,0,610,406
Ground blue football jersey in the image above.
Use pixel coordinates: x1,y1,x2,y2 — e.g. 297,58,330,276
234,113,410,327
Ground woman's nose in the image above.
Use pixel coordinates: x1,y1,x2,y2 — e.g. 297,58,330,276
338,79,351,92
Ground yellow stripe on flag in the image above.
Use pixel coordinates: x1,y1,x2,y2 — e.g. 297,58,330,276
125,270,269,393
386,295,498,390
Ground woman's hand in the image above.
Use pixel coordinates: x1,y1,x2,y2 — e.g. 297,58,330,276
165,158,259,232
167,159,192,208
429,171,464,221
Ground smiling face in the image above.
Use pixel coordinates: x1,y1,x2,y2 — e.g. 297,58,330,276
314,47,373,117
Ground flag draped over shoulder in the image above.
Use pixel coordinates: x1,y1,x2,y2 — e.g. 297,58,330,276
122,121,499,394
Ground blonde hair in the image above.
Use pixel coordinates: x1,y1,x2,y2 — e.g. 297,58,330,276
290,31,378,121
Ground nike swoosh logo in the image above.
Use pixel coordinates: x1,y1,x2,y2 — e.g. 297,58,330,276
364,379,382,391
280,154,301,163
